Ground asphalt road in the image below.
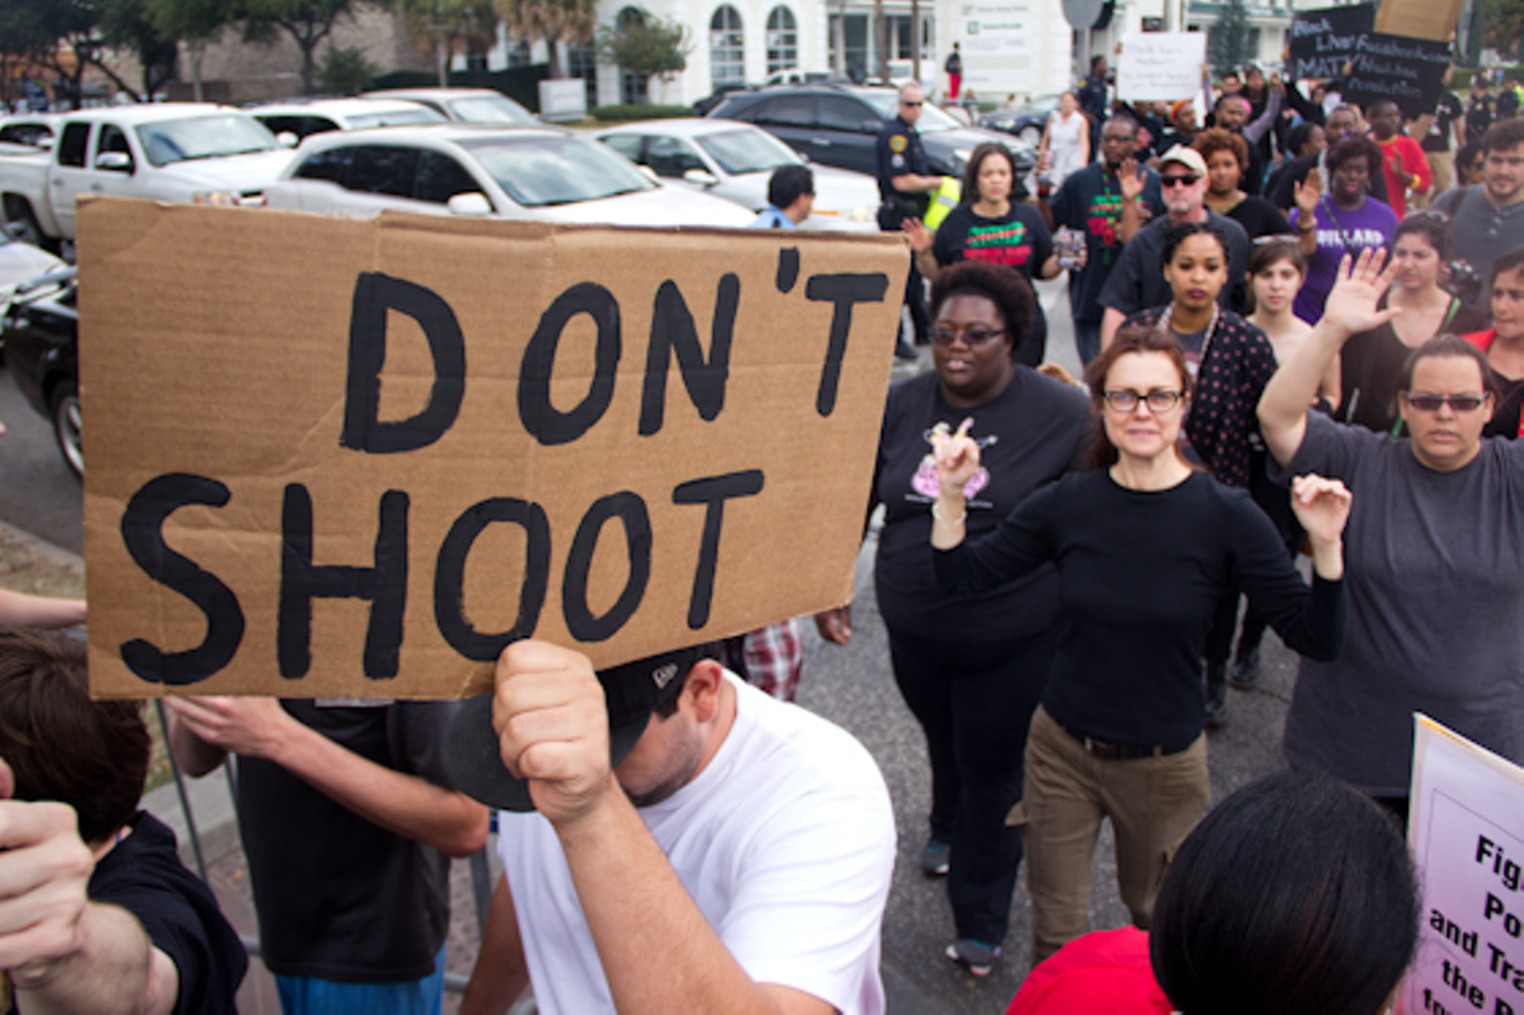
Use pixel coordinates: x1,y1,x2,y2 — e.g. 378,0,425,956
0,278,1302,1011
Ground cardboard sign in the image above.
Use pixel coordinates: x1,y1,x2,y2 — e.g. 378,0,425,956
77,200,904,699
1289,5,1375,81
1406,715,1524,1015
1343,32,1452,120
1117,32,1207,102
1374,0,1466,44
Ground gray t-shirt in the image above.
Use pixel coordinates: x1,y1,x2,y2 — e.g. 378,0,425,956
1437,185,1524,311
1273,413,1524,796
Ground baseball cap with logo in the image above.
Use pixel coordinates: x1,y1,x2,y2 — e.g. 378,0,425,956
442,644,709,811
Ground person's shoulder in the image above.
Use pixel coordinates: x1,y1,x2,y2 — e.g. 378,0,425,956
1124,305,1164,328
887,369,938,406
1208,210,1251,244
1014,365,1091,414
733,678,889,802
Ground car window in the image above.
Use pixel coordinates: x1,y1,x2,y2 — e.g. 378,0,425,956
0,122,52,147
347,108,446,129
258,115,338,140
818,96,873,132
57,123,89,168
97,124,131,156
293,146,352,184
414,150,481,204
462,134,652,207
751,95,814,127
443,95,535,124
346,145,420,197
696,128,799,174
645,136,706,177
134,114,279,166
600,134,644,162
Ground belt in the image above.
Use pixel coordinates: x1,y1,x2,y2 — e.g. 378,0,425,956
1059,722,1193,761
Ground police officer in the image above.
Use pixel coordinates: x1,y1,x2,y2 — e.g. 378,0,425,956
877,81,941,359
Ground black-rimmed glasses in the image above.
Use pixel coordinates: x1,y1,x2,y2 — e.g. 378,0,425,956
1103,389,1185,413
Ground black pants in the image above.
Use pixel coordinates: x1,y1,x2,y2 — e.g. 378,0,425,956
888,625,1057,945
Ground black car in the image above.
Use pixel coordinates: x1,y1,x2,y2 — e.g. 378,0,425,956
982,94,1062,148
3,267,79,478
708,84,1036,181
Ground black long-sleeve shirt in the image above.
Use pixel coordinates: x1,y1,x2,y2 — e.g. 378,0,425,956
933,470,1344,748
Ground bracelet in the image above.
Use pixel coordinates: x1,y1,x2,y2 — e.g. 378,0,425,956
931,503,966,525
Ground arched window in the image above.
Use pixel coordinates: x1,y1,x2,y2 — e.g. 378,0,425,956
615,6,649,105
766,7,797,73
710,6,745,90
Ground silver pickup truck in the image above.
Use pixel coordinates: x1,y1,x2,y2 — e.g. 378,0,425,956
0,103,294,251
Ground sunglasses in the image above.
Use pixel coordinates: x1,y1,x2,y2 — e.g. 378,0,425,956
1401,392,1489,413
930,326,1005,347
901,100,923,107
1160,173,1202,188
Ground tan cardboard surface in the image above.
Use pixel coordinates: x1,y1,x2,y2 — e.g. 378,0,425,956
1373,0,1463,43
79,200,903,698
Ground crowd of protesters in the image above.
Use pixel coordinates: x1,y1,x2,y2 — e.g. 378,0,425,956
0,51,1522,1015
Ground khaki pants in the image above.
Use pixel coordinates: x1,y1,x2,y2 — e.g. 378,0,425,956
1412,151,1453,209
1018,705,1209,965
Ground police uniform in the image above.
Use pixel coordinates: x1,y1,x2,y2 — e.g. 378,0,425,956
875,114,934,348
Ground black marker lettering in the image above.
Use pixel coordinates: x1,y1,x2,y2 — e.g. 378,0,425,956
639,275,739,436
562,492,650,642
805,273,890,416
434,498,551,660
519,282,621,446
672,470,765,628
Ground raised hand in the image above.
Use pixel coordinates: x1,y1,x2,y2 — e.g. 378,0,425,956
1319,248,1401,336
1294,168,1322,218
1118,157,1144,201
902,217,933,254
931,418,980,499
1290,474,1352,548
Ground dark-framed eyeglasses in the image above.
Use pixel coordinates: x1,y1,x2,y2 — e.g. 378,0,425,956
930,325,1006,347
1103,389,1185,413
1401,392,1489,413
1160,173,1201,188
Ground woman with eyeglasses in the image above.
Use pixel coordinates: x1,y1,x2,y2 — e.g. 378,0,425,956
1260,248,1524,826
816,260,1092,978
1290,136,1398,323
1339,215,1487,436
905,142,1060,367
929,325,1349,968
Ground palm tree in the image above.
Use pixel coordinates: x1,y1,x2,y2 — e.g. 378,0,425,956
494,0,595,78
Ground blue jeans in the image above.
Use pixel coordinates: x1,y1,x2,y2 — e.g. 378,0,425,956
1073,318,1102,368
275,945,446,1015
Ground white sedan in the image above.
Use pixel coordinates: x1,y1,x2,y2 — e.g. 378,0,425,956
263,124,754,227
597,119,879,232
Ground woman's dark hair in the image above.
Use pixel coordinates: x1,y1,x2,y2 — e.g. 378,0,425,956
1490,244,1524,286
1161,221,1229,267
1456,139,1485,179
1399,333,1495,395
1326,135,1383,177
0,628,150,845
1083,325,1191,468
1394,212,1452,263
961,142,1018,205
929,260,1035,361
1150,771,1419,1015
1286,121,1323,158
1192,127,1249,171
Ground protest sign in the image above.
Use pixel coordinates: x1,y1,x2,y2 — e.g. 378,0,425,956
1288,4,1375,81
1117,32,1206,102
1344,32,1452,120
77,200,904,699
1375,0,1467,44
1406,715,1524,1015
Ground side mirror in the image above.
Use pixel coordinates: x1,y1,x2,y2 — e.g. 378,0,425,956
682,167,720,187
446,192,492,216
277,131,300,148
95,151,132,172
634,164,660,185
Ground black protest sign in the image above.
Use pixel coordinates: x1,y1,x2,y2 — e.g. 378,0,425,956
78,200,904,698
1289,4,1375,81
1344,33,1452,120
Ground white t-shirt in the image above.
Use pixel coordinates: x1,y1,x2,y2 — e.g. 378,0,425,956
497,672,896,1014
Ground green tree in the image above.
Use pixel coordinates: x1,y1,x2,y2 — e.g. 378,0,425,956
146,0,237,100
320,43,376,92
393,0,498,86
1208,0,1252,80
597,7,688,90
495,0,596,78
97,0,179,100
241,0,377,94
1484,0,1524,61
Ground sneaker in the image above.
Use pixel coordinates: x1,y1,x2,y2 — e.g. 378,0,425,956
945,938,1001,977
920,838,951,876
1230,645,1261,690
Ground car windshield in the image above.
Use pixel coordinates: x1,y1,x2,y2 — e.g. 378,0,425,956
347,107,447,129
695,128,801,175
445,95,536,125
858,91,961,133
462,134,652,206
135,114,279,166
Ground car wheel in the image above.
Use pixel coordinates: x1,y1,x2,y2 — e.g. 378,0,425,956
3,197,44,249
1019,126,1041,147
50,379,82,480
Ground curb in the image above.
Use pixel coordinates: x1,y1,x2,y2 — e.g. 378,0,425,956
0,517,83,571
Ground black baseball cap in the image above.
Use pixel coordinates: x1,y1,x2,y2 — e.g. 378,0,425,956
442,644,709,811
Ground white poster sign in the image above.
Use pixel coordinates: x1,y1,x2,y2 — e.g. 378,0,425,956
1117,32,1207,102
959,0,1040,99
1406,715,1524,1015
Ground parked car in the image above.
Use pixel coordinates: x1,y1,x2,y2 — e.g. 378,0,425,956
263,124,755,227
981,94,1062,147
0,113,59,150
248,97,447,142
2,266,79,477
707,83,1036,180
362,87,537,125
0,227,66,308
597,118,877,231
0,103,293,251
